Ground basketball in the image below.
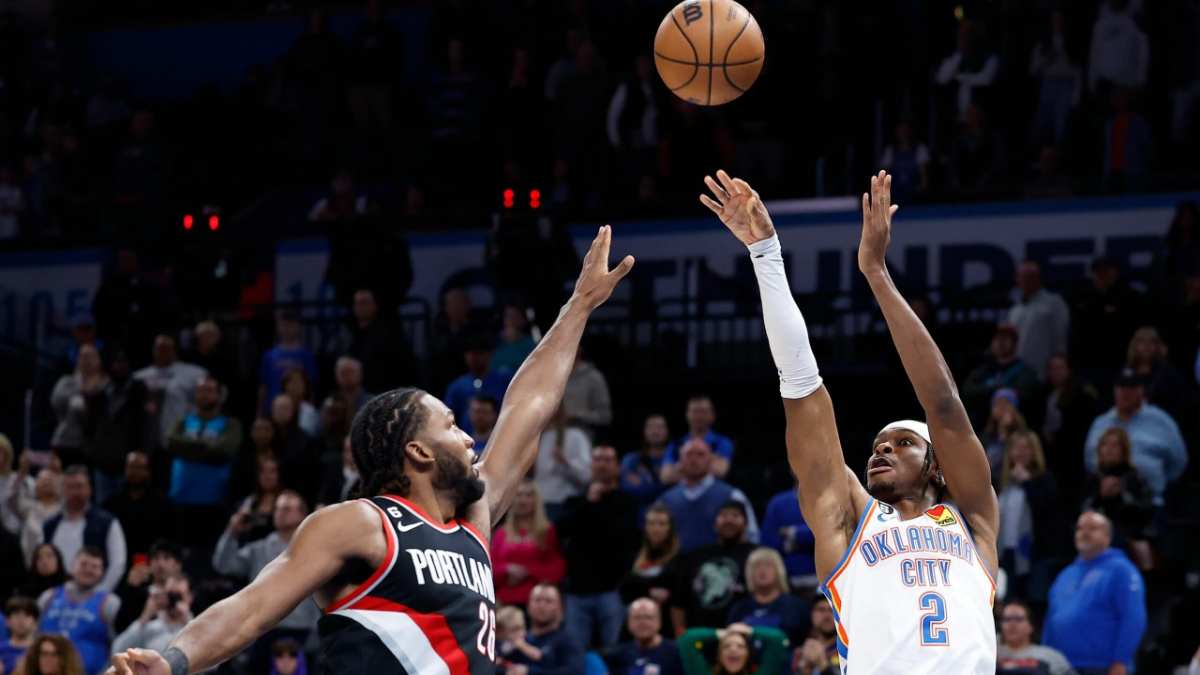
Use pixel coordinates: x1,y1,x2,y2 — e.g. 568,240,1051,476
653,0,764,106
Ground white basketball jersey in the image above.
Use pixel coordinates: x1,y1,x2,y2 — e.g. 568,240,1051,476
820,498,997,674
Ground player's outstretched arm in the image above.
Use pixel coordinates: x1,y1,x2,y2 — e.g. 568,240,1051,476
701,170,865,580
476,226,633,528
106,501,383,675
858,171,999,551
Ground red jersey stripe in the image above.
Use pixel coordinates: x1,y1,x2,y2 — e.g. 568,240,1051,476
325,500,399,613
347,595,472,675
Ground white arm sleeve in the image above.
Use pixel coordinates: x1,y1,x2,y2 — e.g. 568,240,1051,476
748,235,823,399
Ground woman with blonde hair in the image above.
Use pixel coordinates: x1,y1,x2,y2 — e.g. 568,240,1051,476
491,481,566,609
1083,427,1154,569
1126,325,1190,419
726,547,810,643
13,634,85,675
982,388,1029,480
997,430,1065,601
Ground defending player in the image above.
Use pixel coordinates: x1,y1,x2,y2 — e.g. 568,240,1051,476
701,170,998,674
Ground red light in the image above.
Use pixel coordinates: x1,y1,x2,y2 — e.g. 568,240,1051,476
502,189,514,209
208,214,220,231
183,214,194,230
529,189,541,209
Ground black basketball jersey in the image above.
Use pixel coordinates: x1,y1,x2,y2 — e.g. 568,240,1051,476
318,495,497,675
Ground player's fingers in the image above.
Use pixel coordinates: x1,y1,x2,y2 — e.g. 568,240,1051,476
598,225,612,267
861,192,871,224
703,175,728,203
731,177,754,197
609,255,636,282
715,169,739,195
699,194,723,215
880,174,892,212
889,204,899,220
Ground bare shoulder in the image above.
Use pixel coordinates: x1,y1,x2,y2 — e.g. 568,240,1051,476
297,499,389,562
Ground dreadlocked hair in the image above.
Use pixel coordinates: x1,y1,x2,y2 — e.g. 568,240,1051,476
350,387,430,498
922,444,947,503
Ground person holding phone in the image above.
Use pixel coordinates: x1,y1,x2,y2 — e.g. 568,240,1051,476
112,575,194,654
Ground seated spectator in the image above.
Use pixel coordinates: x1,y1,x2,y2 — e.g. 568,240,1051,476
659,440,758,553
495,606,540,672
982,389,1029,480
281,369,319,437
212,491,317,674
308,169,370,222
16,544,66,601
667,501,757,635
563,350,612,436
997,599,1077,675
0,436,34,535
534,408,592,520
234,454,284,544
1084,368,1187,506
604,598,683,675
317,437,359,507
727,548,810,645
620,414,670,513
1041,354,1101,495
348,288,416,394
165,376,241,547
468,395,499,451
793,595,841,675
84,348,147,505
444,335,513,435
50,344,106,468
1082,427,1154,568
760,484,817,591
37,546,120,675
134,335,207,450
997,431,1065,602
1126,326,1193,422
333,356,372,419
1043,512,1146,675
269,394,320,503
1008,261,1070,382
268,638,307,675
104,453,168,563
111,573,193,654
258,311,317,415
113,539,182,634
316,394,351,460
678,623,790,675
878,120,930,202
661,396,734,483
558,446,639,650
492,303,537,374
619,504,680,634
517,584,585,675
962,324,1041,427
13,633,85,675
1,597,38,674
492,481,566,609
183,321,237,401
18,471,62,566
39,467,125,593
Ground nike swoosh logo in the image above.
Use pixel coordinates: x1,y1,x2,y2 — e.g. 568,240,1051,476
396,520,423,533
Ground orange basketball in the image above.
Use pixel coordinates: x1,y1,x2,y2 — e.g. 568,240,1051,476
653,0,765,106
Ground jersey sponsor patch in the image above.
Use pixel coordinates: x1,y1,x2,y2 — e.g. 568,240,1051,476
925,505,956,527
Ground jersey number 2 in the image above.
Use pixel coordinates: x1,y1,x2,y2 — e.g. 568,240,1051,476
919,592,949,646
477,602,496,660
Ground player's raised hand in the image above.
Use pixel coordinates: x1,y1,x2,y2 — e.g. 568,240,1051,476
572,225,635,311
700,170,775,246
858,170,900,275
105,649,170,675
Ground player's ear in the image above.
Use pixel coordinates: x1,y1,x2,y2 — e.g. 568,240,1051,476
403,440,435,469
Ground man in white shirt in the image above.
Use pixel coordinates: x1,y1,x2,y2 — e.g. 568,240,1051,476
1008,260,1069,379
39,466,127,592
133,335,206,448
1089,0,1149,93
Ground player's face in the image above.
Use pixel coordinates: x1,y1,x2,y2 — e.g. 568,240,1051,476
1000,605,1033,645
718,634,749,672
418,396,485,511
865,429,932,501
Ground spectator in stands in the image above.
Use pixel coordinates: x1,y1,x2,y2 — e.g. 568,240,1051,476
85,348,147,503
17,470,63,566
269,638,307,675
281,369,319,436
1103,87,1153,191
184,321,236,398
134,335,206,449
492,481,566,610
39,467,125,593
667,501,757,634
0,436,33,535
760,483,817,592
1043,511,1146,675
1126,326,1192,422
113,539,182,634
1041,354,1101,492
661,439,758,553
165,375,240,546
348,288,416,394
948,103,1008,194
533,407,592,520
431,287,476,393
558,445,639,649
258,311,317,415
1085,368,1187,505
269,393,320,502
346,0,399,133
793,594,841,674
515,584,584,675
427,37,484,163
233,454,284,544
16,544,65,602
963,324,1041,428
605,598,683,675
101,451,171,567
619,504,680,631
878,120,930,202
309,170,368,223
620,414,671,512
50,344,106,468
495,606,539,672
333,356,372,418
1030,10,1082,147
468,395,499,451
661,396,735,484
1008,261,1070,381
1162,203,1200,300
37,546,120,675
111,573,192,654
563,350,612,436
996,600,1077,675
14,634,85,675
1082,427,1154,568
998,430,1065,602
318,436,358,507
935,20,999,121
0,164,23,240
679,622,790,675
493,303,537,374
984,389,1031,478
92,250,168,368
727,548,809,644
445,335,513,436
213,490,317,673
1,597,37,674
316,394,351,460
1088,0,1149,94
1070,257,1144,372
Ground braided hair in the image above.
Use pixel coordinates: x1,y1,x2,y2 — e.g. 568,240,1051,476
922,444,947,503
350,387,430,498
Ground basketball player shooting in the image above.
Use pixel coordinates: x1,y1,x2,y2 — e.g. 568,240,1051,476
701,170,999,673
106,226,634,675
